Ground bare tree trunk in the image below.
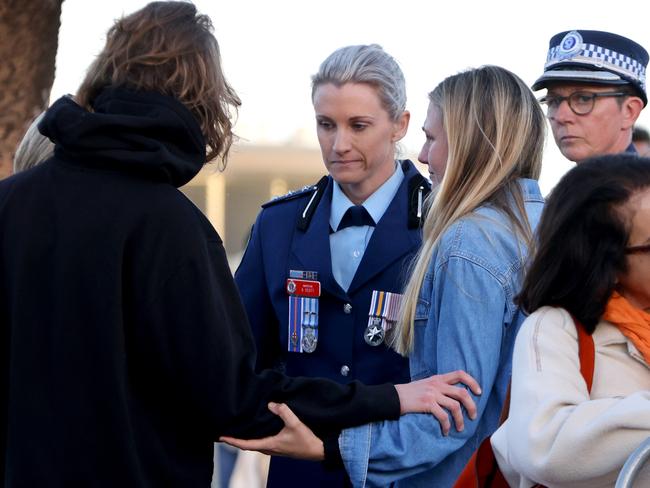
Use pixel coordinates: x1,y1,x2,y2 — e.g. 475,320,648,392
0,0,63,179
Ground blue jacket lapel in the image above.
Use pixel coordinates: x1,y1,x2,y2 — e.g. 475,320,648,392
347,165,421,295
291,180,347,300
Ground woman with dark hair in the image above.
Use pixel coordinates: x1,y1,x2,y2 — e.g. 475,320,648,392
491,153,650,487
0,2,472,487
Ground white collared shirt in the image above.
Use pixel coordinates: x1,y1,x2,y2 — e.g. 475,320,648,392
329,163,404,292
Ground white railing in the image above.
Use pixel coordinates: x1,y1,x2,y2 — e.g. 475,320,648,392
615,437,650,487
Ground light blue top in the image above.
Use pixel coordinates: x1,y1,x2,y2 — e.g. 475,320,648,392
329,164,404,292
339,179,545,487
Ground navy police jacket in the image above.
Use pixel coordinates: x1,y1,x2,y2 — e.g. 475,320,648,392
235,160,430,487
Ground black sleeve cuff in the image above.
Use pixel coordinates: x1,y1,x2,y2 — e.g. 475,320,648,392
320,384,399,470
322,432,343,470
363,383,400,421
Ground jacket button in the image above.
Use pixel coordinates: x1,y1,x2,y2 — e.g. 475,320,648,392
340,365,350,377
343,303,352,314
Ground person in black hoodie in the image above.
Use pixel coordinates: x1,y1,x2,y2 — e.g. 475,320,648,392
0,2,479,487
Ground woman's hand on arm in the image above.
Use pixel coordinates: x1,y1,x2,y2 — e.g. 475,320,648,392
219,402,325,461
395,370,481,435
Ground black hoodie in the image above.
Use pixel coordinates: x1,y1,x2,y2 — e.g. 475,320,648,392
0,88,398,487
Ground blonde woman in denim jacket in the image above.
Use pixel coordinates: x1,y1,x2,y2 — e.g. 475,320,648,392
222,65,546,487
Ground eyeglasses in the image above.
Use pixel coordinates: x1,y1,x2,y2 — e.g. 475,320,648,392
625,243,650,255
538,91,628,116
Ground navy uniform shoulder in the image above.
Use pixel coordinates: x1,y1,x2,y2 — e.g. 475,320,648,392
261,184,316,209
261,176,329,209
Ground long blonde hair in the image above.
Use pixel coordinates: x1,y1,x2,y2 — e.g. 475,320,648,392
392,66,545,355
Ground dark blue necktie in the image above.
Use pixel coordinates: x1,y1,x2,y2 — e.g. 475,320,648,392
337,205,375,231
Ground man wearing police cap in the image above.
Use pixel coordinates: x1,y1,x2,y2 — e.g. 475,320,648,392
534,30,648,163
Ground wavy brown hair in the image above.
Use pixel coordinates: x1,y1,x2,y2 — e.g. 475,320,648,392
76,1,240,167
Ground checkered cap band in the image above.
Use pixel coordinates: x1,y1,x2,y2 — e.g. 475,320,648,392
546,42,647,89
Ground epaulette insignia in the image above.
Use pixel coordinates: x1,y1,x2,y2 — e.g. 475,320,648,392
261,184,318,209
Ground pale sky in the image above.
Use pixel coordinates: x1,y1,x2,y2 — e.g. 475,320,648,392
51,0,650,194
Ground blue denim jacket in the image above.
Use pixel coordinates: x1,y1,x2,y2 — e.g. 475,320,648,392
339,179,544,487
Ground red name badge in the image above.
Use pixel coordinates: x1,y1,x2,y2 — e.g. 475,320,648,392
286,279,321,297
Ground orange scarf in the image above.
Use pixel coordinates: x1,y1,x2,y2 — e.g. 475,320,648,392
602,291,650,365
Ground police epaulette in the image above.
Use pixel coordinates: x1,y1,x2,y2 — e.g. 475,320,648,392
407,170,431,229
261,178,326,209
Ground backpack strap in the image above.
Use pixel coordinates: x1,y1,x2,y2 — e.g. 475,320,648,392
453,312,597,488
572,316,595,393
499,314,594,427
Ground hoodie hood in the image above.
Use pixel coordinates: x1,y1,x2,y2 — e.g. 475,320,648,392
40,87,206,187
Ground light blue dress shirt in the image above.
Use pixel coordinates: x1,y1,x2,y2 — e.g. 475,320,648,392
339,179,545,487
329,164,404,292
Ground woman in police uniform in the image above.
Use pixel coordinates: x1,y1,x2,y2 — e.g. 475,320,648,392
234,44,430,487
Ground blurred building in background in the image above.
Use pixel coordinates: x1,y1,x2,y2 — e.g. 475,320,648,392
181,144,325,269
